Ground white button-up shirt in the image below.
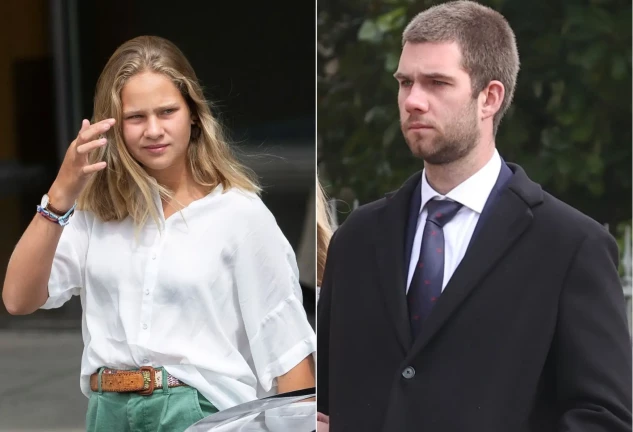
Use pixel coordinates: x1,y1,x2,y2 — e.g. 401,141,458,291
406,149,502,293
42,185,316,410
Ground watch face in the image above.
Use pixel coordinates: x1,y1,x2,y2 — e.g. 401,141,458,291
41,194,49,208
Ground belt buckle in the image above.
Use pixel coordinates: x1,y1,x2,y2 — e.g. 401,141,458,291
138,366,155,396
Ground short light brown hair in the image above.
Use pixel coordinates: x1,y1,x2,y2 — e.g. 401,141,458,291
403,0,520,134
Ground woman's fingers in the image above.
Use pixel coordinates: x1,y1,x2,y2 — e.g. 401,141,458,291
81,161,107,175
76,118,115,145
74,119,113,175
317,421,330,432
317,413,330,424
80,119,90,132
76,138,107,155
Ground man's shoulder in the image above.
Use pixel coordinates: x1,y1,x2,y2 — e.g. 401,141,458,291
338,196,388,229
327,197,388,249
537,190,612,241
508,162,611,242
332,174,419,241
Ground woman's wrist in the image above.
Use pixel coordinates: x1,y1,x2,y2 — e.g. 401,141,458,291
47,184,77,213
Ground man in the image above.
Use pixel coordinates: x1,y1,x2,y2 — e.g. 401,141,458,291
316,2,632,431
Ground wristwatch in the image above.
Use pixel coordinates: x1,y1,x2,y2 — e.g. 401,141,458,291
37,194,77,226
41,194,71,215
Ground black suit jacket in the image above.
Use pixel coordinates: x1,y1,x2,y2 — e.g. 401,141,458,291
317,163,632,432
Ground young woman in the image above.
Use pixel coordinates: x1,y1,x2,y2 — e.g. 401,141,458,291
2,36,315,431
316,181,333,431
316,181,333,292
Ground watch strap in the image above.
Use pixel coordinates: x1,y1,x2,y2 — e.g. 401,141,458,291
36,201,77,226
46,202,70,215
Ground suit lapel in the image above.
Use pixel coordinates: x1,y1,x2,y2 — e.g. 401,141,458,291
404,178,423,272
373,171,422,353
408,163,543,357
468,161,513,248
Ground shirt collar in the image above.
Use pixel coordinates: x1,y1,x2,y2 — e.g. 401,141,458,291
420,148,502,215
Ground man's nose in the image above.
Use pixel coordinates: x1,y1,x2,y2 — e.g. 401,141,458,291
403,85,430,114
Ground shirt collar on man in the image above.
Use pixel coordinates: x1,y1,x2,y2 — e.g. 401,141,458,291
419,148,502,215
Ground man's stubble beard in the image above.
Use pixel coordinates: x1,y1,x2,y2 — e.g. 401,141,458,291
403,99,480,166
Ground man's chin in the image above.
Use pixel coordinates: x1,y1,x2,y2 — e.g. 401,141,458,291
409,145,458,166
407,139,443,162
422,154,455,165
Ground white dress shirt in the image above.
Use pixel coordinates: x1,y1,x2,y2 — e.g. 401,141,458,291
42,185,316,411
406,150,502,293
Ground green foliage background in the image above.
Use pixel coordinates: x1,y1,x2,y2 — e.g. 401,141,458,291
318,0,631,237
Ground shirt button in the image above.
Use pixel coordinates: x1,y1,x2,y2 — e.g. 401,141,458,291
144,289,150,295
402,366,416,379
152,254,157,260
142,358,149,364
142,323,148,330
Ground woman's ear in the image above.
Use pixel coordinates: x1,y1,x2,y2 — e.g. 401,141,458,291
190,119,201,141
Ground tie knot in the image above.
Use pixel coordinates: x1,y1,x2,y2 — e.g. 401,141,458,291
425,199,462,227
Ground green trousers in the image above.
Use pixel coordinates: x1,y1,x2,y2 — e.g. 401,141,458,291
86,368,218,432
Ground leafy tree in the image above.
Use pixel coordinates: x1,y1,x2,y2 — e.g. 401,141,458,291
318,0,631,231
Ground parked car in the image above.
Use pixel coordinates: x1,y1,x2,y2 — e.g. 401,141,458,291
185,388,316,432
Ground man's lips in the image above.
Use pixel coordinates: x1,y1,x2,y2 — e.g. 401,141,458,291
407,122,434,130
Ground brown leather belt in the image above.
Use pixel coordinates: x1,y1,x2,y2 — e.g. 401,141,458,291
90,366,187,396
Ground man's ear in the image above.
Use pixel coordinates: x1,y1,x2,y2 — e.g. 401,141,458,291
479,80,505,121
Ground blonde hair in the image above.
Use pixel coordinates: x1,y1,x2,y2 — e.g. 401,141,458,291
403,0,520,134
317,182,333,287
79,35,260,226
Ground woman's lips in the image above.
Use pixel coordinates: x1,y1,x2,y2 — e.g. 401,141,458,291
143,144,169,154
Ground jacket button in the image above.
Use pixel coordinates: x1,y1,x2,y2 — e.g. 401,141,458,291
402,366,416,379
